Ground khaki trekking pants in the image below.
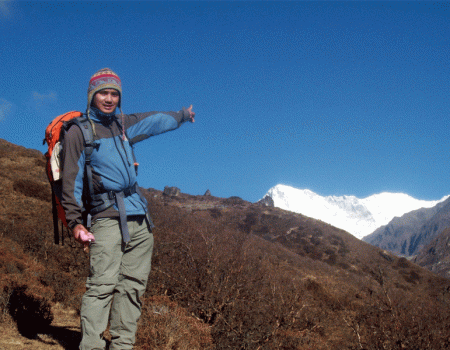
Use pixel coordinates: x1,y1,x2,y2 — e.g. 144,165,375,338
79,216,154,350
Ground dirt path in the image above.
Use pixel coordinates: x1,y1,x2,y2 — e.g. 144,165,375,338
0,304,81,350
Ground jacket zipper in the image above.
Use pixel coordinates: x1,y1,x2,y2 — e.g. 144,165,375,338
110,126,132,186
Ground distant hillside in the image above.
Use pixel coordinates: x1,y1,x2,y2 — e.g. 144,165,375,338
413,227,450,278
363,197,450,257
1,138,450,350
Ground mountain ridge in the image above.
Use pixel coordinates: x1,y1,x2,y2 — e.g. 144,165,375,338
264,184,448,239
363,197,450,257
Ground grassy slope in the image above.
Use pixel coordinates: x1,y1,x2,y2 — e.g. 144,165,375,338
1,138,450,350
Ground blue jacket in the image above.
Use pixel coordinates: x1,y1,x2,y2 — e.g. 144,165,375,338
61,107,192,230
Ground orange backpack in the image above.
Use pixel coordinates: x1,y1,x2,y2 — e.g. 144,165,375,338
43,111,84,244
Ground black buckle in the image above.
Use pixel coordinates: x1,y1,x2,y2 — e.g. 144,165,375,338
123,183,136,197
102,183,136,201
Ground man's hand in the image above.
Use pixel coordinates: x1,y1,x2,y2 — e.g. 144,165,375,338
186,105,195,123
72,224,95,252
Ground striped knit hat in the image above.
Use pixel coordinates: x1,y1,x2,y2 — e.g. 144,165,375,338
86,68,126,139
87,68,122,113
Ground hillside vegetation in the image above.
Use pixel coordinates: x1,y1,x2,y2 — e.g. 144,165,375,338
1,138,450,349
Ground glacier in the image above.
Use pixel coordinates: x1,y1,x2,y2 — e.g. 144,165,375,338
264,184,448,239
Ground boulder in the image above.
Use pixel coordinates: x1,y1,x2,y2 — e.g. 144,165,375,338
163,186,180,197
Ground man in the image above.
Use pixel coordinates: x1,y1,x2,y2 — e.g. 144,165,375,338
61,68,195,350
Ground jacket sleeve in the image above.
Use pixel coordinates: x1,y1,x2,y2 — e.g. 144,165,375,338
61,125,86,230
124,107,192,144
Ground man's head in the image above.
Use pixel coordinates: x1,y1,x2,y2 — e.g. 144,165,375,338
92,89,120,114
87,68,122,115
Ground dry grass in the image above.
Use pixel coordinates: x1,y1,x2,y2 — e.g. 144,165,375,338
136,295,213,350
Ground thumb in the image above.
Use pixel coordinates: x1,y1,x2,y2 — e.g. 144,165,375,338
79,230,95,242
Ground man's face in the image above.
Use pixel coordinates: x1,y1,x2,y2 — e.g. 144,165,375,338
93,88,120,114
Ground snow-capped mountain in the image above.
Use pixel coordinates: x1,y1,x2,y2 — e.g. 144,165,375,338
264,184,449,239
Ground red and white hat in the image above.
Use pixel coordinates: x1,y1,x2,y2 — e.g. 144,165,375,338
87,68,122,112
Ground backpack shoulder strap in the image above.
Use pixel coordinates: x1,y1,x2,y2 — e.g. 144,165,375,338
113,117,139,176
65,116,97,228
65,116,96,198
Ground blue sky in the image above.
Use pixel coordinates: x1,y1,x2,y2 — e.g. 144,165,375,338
1,1,449,202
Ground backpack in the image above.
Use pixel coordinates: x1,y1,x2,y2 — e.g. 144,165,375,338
44,111,151,245
43,111,94,244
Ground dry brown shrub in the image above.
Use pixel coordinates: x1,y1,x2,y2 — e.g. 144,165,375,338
12,178,50,201
136,295,213,350
0,236,55,337
146,205,339,349
0,217,88,314
341,269,450,350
